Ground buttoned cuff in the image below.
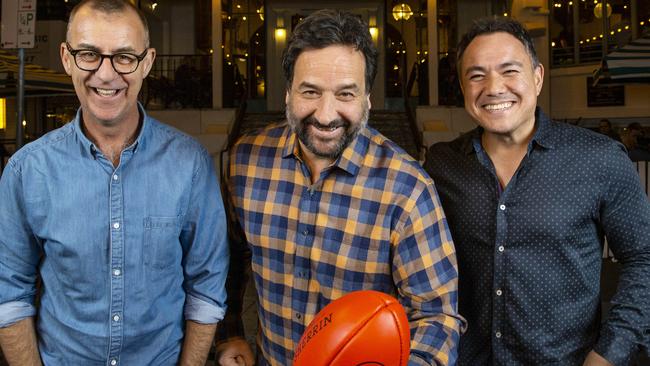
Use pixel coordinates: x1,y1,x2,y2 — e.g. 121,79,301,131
184,294,225,325
0,301,36,328
594,328,637,366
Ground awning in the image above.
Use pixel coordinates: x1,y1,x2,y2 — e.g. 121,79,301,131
0,49,75,97
593,35,650,86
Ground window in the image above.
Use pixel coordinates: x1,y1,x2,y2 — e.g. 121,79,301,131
551,0,647,67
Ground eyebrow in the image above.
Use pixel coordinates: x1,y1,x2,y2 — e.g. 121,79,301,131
297,81,361,92
74,43,139,54
464,61,524,76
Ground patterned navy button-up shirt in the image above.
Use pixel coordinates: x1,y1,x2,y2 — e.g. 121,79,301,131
424,108,650,365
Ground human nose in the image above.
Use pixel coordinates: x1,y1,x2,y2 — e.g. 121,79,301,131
94,55,119,80
313,93,339,124
485,74,506,96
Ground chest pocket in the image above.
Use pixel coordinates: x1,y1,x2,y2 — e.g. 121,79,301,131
143,216,181,270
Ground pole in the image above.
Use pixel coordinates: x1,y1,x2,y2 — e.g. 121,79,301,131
17,47,25,150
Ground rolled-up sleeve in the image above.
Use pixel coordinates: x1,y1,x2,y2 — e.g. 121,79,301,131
180,150,229,324
0,160,40,327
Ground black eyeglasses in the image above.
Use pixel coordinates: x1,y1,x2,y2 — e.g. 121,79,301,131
66,42,149,75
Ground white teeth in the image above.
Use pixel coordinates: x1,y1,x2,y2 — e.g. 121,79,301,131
315,125,339,132
95,88,117,96
484,102,512,111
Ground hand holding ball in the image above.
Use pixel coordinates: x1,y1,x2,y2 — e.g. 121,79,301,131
293,290,410,366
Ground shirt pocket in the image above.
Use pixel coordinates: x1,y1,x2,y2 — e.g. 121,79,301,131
143,216,181,270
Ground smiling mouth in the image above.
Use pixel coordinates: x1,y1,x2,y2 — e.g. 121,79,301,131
314,124,340,132
94,87,120,97
483,102,513,111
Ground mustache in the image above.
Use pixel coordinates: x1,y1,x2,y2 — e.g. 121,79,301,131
301,114,349,129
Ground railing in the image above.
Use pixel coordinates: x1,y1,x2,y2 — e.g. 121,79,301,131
142,54,213,109
403,61,425,160
551,44,604,68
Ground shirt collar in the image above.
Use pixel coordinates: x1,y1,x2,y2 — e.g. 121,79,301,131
73,102,150,158
280,124,369,177
464,107,556,155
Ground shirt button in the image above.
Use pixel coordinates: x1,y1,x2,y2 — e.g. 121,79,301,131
113,269,121,276
110,360,117,366
496,331,502,338
498,245,505,252
112,174,119,181
113,314,120,322
499,204,506,211
496,289,502,296
302,230,308,236
296,313,302,320
113,222,120,230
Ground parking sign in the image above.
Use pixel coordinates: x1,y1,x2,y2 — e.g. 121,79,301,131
1,0,37,49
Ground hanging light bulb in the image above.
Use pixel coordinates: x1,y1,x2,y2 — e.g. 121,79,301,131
594,2,612,18
392,3,413,21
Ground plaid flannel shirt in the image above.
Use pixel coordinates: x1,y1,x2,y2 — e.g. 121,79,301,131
221,122,463,365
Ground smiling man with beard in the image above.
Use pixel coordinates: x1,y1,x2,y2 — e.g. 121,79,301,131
216,9,464,366
424,17,650,366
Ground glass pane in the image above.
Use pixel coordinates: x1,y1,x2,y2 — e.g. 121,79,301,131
223,0,265,108
437,0,462,105
385,1,428,107
578,1,604,64
638,0,650,38
607,0,632,51
551,1,576,66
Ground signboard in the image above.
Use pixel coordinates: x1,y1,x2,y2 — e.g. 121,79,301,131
24,21,67,73
1,0,37,49
586,77,625,107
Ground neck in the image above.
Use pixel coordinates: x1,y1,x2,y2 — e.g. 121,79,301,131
481,123,536,189
81,111,141,167
299,142,335,184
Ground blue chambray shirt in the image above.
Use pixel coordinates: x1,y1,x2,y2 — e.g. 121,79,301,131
0,106,229,365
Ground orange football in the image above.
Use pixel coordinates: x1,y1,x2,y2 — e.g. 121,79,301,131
293,290,410,366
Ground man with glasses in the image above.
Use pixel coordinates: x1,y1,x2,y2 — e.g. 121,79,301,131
0,1,229,365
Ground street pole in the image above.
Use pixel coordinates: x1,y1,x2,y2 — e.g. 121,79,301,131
17,47,25,150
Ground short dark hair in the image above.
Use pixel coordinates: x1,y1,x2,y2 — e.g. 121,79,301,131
628,122,642,131
281,9,378,94
67,0,150,48
457,17,539,71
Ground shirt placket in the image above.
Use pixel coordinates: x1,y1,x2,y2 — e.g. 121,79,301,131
492,192,508,360
107,154,130,365
474,145,509,361
291,185,317,329
489,153,530,363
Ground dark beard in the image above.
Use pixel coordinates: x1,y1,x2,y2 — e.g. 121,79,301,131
286,103,368,160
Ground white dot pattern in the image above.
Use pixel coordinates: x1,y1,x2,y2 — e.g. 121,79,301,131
424,110,650,365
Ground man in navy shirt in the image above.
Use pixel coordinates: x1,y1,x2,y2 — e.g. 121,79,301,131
424,17,650,366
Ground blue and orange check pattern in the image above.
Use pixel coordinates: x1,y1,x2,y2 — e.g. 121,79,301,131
227,122,463,365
